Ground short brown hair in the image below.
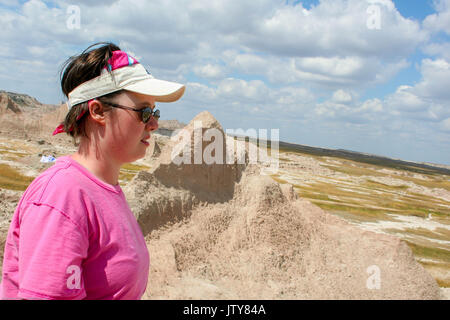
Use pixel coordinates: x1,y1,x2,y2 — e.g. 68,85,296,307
59,42,123,143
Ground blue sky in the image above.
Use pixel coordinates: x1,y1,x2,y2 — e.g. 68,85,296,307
1,0,450,165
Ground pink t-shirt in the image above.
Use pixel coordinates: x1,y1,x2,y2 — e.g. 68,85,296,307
0,156,150,300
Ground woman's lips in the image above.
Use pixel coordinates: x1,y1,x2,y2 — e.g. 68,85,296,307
141,136,150,146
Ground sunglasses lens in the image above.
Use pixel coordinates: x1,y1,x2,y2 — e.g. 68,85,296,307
142,108,152,123
141,108,160,123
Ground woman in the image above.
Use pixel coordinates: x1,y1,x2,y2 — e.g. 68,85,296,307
0,42,185,299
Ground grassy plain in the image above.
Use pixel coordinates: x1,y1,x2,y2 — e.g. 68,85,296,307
270,143,450,287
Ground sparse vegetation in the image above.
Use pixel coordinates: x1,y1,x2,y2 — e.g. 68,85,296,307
389,227,450,242
395,175,450,192
311,202,390,220
321,163,388,177
267,144,450,288
121,163,151,172
364,179,410,190
405,241,450,263
0,163,35,190
416,260,450,288
270,174,288,185
436,278,450,288
119,163,151,185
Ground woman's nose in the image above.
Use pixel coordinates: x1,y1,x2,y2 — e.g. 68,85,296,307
145,116,158,132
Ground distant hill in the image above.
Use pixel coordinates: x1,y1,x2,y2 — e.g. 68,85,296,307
0,90,62,138
0,92,22,115
0,90,43,109
278,142,450,176
230,135,450,176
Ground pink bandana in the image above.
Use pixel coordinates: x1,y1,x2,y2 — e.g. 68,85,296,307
52,106,88,136
105,50,139,71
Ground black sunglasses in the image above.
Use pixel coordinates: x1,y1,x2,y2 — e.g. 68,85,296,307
101,101,160,123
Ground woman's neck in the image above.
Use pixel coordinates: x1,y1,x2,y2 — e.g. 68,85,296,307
71,140,121,186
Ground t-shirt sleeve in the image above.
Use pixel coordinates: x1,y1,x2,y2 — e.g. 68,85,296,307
17,202,88,300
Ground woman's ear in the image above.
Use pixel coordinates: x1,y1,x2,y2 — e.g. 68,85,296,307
88,99,106,125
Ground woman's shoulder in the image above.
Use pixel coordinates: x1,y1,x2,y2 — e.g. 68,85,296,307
17,156,102,227
21,155,98,205
23,155,123,206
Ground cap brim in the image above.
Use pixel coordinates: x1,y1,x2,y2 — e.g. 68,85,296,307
124,78,185,103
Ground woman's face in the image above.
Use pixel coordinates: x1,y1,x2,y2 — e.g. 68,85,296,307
103,91,158,164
